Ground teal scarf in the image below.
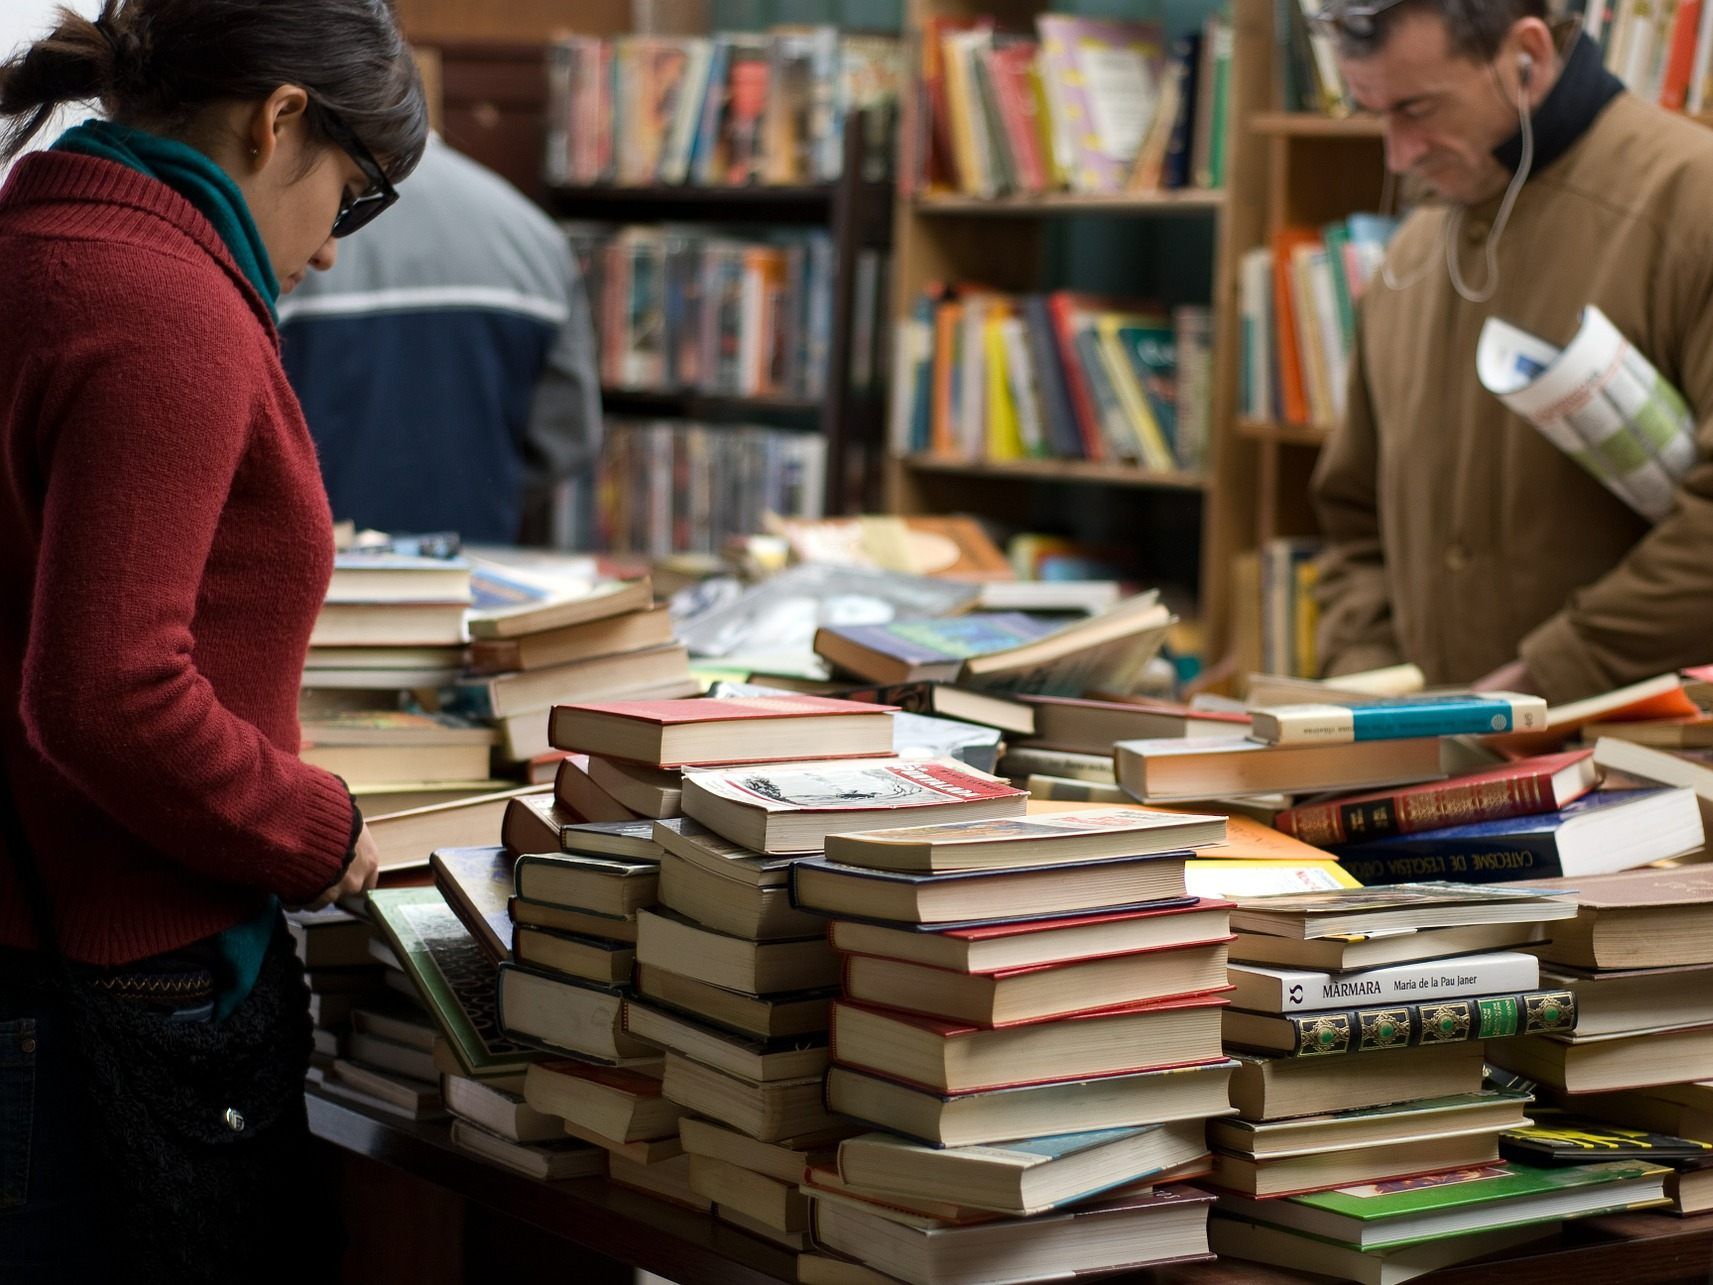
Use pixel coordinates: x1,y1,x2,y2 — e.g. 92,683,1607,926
55,118,281,321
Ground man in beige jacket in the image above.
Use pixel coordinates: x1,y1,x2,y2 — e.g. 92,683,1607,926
1312,0,1713,702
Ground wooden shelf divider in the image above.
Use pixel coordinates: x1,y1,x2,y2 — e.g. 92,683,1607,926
899,454,1209,491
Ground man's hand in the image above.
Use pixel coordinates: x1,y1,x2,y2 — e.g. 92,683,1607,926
307,823,381,910
1472,658,1536,694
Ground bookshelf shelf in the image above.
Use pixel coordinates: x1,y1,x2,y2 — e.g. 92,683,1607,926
1251,111,1386,138
600,388,826,420
545,182,848,224
1236,417,1332,446
912,190,1227,216
898,454,1209,492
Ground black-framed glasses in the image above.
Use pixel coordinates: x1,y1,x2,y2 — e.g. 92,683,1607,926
1311,0,1411,39
316,105,398,238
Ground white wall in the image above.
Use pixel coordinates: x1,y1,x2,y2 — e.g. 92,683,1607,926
2,0,102,177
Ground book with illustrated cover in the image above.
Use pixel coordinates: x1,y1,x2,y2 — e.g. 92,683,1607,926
814,613,1059,685
682,757,1027,854
1276,750,1599,846
365,887,535,1079
1223,988,1575,1057
465,573,651,641
428,846,514,963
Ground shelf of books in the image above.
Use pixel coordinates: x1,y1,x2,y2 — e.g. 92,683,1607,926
884,0,1267,667
541,29,903,542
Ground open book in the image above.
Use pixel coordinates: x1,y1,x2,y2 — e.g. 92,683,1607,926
1477,305,1698,522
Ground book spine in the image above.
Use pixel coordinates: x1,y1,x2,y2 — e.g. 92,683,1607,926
1263,953,1540,1014
1257,697,1546,745
1273,989,1577,1057
1337,835,1565,885
1277,772,1557,846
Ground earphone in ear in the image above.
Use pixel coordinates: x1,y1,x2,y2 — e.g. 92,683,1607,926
1518,51,1535,88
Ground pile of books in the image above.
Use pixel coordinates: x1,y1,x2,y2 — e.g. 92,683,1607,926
890,285,1213,473
1487,865,1713,1217
1204,880,1692,1279
790,799,1240,1278
1117,688,1706,886
907,13,1230,197
303,549,500,817
1237,214,1399,431
564,222,886,404
449,569,696,764
545,30,901,188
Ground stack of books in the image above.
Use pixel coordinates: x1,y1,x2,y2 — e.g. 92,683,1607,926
286,906,394,1080
1205,881,1689,1279
1490,867,1713,1106
999,691,1249,796
791,803,1239,1278
450,572,697,764
1118,691,1706,886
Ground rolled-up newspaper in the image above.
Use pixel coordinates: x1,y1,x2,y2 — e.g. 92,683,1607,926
1477,305,1698,522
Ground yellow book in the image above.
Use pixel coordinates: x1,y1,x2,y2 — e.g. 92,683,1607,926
1293,558,1321,679
983,310,1026,461
942,31,985,197
1184,857,1359,900
1026,62,1066,190
1095,314,1174,471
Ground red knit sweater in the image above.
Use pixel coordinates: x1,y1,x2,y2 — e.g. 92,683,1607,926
0,152,355,964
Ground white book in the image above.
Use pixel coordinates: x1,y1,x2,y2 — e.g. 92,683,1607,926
1000,317,1046,456
659,38,713,184
1226,951,1541,1015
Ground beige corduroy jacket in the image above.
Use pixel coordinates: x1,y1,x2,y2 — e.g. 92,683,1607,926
1313,92,1713,702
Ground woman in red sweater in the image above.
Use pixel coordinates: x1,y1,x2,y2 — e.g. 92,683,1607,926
0,1,425,1279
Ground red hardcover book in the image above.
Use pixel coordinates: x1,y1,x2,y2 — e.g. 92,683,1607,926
1046,292,1107,460
829,994,1227,1094
985,42,1047,193
1662,0,1704,110
548,695,898,768
839,939,1234,1027
1275,750,1599,847
554,753,641,824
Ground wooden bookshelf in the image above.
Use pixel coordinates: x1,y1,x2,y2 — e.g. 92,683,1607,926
898,455,1209,491
913,191,1229,216
1235,418,1332,447
546,115,896,516
1251,111,1385,138
885,0,1274,666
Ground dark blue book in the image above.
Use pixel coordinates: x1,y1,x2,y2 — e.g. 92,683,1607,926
1335,788,1702,886
1021,294,1087,459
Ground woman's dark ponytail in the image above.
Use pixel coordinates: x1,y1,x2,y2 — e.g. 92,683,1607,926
0,3,123,162
0,0,426,176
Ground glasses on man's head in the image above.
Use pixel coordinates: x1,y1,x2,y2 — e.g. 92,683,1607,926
316,106,398,238
1311,0,1412,40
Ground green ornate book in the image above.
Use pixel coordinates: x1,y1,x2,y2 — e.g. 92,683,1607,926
366,886,535,1079
1222,988,1575,1057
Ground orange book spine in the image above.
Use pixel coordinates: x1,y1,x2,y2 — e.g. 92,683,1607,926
1663,0,1703,109
1271,228,1319,428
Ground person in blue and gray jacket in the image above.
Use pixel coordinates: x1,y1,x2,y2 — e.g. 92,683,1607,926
280,133,601,543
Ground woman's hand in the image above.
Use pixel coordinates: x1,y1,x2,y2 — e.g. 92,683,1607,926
306,823,381,910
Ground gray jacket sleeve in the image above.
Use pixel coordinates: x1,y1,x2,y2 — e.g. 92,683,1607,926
520,246,602,514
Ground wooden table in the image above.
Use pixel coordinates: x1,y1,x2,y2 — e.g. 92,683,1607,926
309,1091,1713,1284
